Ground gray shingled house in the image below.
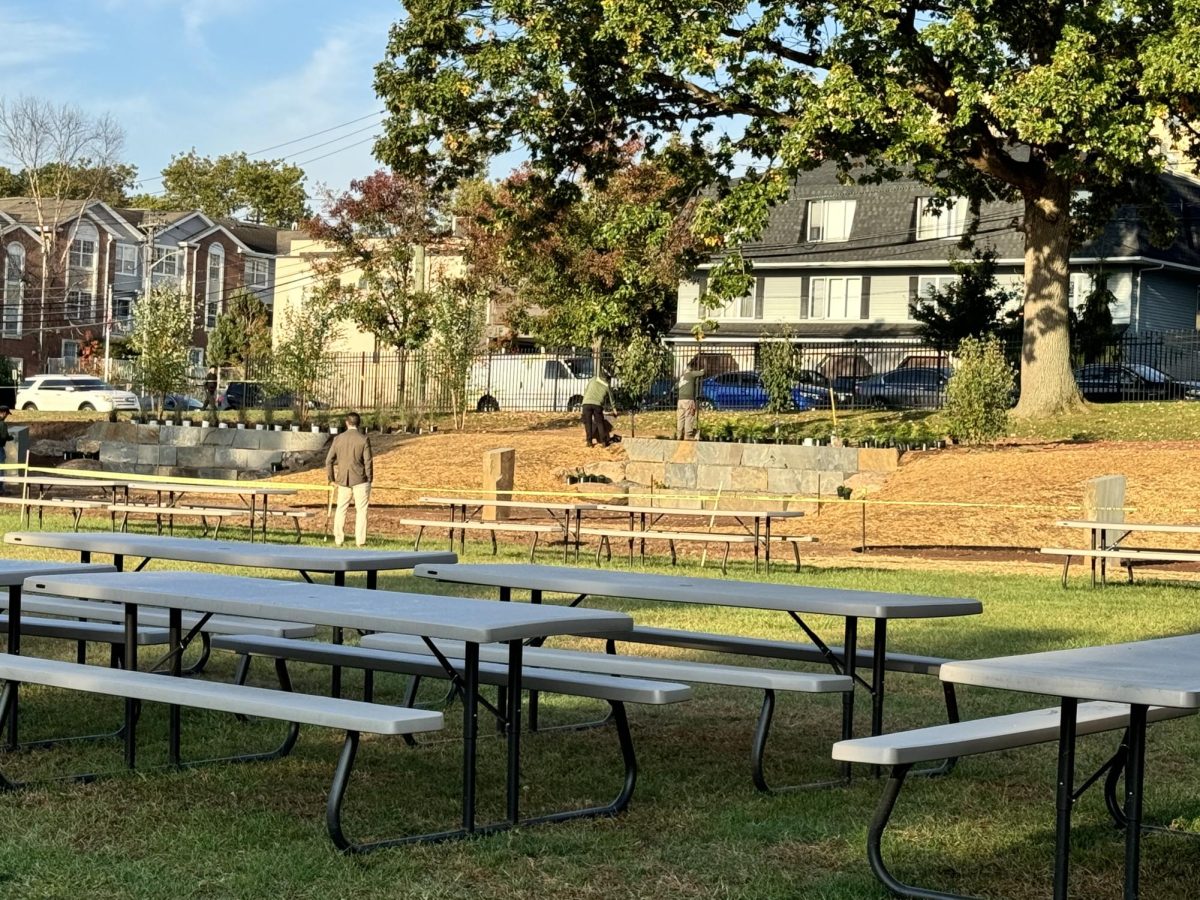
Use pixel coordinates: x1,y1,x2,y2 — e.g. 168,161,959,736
671,164,1200,352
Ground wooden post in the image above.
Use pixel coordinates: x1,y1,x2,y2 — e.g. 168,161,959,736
482,448,515,521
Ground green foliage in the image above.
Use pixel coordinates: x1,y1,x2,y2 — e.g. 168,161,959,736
305,171,436,362
374,0,1200,413
273,284,343,426
430,280,488,430
1074,273,1116,364
758,335,800,413
453,150,703,351
944,336,1015,444
206,290,272,370
613,333,672,409
128,284,192,419
0,355,15,387
159,150,309,227
911,249,1020,349
0,162,136,204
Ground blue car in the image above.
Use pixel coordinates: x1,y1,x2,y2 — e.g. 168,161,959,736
701,371,815,411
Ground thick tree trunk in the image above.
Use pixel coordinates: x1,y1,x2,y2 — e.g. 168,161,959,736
1012,186,1084,418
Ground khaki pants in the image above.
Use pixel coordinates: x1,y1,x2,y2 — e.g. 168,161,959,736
334,482,371,546
676,399,698,440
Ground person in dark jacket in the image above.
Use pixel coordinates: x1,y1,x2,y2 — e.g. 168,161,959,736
201,367,218,410
580,371,616,447
325,411,374,546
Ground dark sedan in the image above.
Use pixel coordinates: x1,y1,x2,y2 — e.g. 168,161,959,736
1074,363,1200,403
855,367,951,409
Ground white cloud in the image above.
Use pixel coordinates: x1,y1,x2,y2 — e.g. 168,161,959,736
0,6,92,68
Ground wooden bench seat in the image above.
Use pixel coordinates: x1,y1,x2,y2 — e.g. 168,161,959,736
831,702,1195,898
358,631,852,792
578,527,758,573
0,496,108,529
0,652,442,853
393,518,560,561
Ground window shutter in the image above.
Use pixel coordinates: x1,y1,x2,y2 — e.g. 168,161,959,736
860,276,871,319
754,277,765,318
799,277,809,320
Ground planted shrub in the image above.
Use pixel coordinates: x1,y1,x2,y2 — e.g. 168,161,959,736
944,335,1014,444
758,336,799,412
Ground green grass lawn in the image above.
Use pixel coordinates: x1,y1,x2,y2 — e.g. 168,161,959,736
1,517,1199,898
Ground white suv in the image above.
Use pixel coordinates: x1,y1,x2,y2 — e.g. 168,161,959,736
17,375,141,412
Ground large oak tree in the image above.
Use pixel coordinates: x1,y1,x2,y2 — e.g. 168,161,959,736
374,0,1200,417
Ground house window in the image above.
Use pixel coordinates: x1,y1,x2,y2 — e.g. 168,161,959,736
68,224,98,269
245,257,269,293
806,200,856,243
66,289,93,321
707,279,761,319
1067,272,1094,309
912,274,959,317
151,246,181,277
113,291,135,329
915,197,968,240
61,340,81,359
206,246,224,329
3,242,23,336
115,243,139,276
809,276,863,319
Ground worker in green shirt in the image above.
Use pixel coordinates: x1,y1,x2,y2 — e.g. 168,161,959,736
580,371,615,447
676,366,704,439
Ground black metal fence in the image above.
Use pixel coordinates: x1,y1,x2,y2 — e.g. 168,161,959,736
204,330,1200,413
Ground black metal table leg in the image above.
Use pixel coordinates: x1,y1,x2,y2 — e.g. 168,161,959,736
840,616,858,780
528,589,541,731
1053,697,1079,900
1124,703,1148,899
330,571,345,698
366,570,377,591
5,584,20,750
870,619,887,777
168,607,182,766
506,639,523,825
462,641,480,834
124,601,139,769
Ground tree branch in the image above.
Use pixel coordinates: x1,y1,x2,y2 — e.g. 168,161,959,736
643,73,800,128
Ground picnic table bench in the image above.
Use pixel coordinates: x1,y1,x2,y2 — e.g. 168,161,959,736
0,652,444,853
832,701,1195,899
394,517,559,562
579,526,758,573
0,496,108,529
1042,519,1200,585
108,503,250,539
22,569,657,849
417,497,598,560
414,563,981,787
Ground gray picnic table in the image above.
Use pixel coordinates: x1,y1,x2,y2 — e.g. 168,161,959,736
5,531,458,697
941,635,1200,900
0,559,118,748
414,562,982,747
22,569,634,841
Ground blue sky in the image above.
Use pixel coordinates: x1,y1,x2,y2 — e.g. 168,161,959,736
0,0,428,202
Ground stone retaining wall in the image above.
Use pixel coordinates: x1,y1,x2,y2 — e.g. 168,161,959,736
78,422,330,479
585,438,899,509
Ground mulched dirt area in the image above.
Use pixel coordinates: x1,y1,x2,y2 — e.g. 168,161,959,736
266,426,1200,574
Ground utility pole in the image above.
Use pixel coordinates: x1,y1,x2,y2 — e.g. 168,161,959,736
103,282,112,383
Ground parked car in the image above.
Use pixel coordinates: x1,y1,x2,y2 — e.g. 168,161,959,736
140,393,203,412
1074,363,1200,402
16,375,141,412
701,371,815,411
792,369,854,409
218,381,318,411
855,367,951,409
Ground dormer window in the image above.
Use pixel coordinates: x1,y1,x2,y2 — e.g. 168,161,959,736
68,223,98,269
916,197,968,240
806,199,856,243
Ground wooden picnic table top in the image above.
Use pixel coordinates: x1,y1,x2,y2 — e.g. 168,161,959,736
595,504,805,518
420,496,599,512
125,482,298,496
5,476,127,489
1056,520,1200,535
